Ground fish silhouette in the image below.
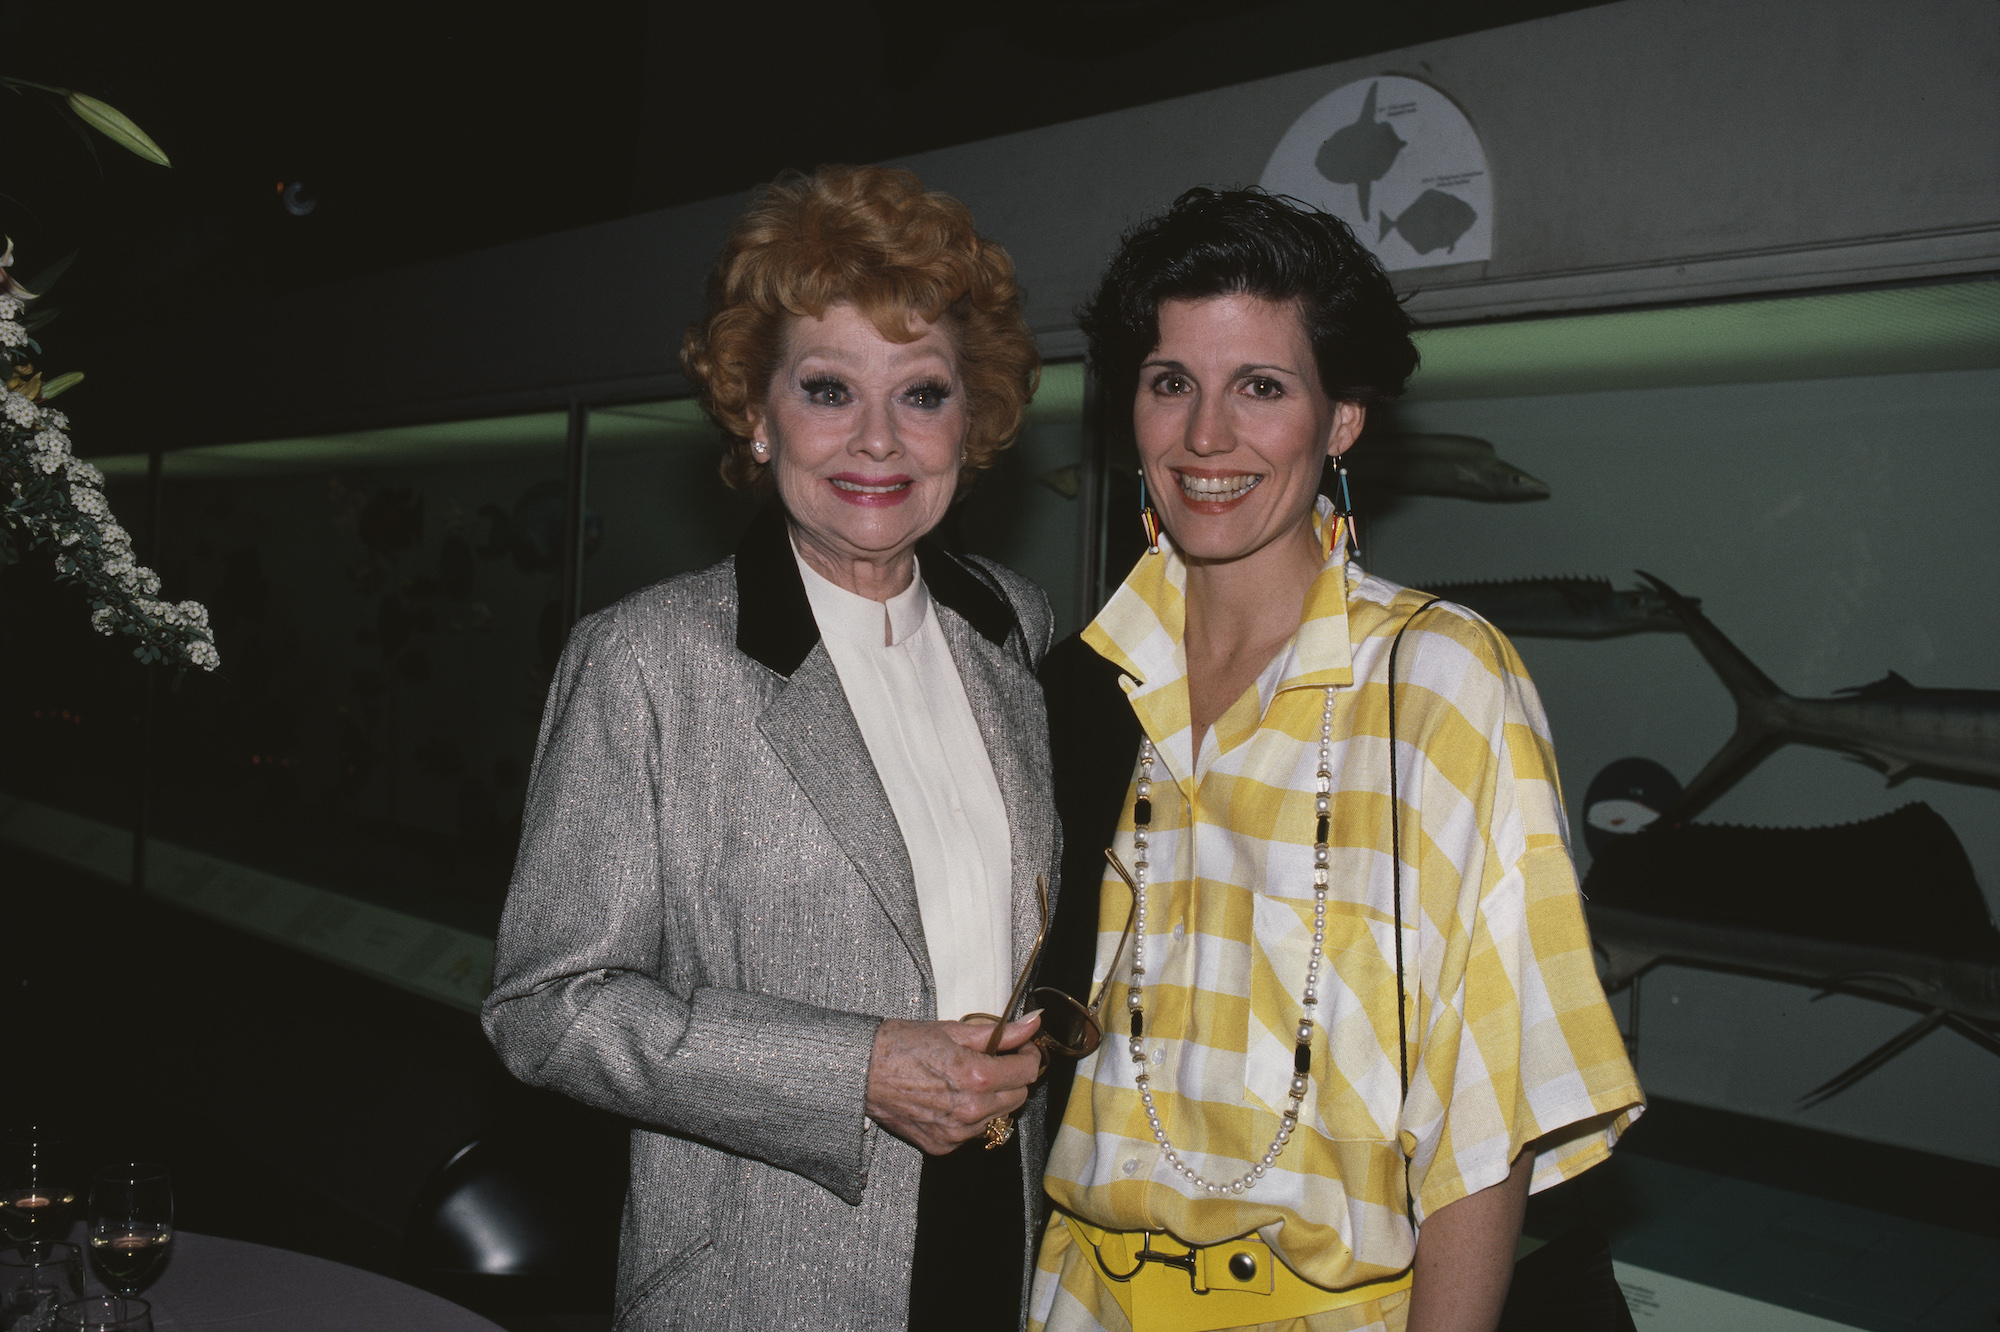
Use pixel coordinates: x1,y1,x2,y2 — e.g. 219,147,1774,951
1377,189,1477,256
1421,576,1687,639
1315,82,1406,221
1343,433,1549,501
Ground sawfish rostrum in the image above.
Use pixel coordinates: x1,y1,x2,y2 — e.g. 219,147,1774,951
1316,81,1405,220
1585,802,2000,1104
1641,571,2000,819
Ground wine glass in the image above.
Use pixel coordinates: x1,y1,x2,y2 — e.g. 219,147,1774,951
1,1242,86,1331
2,1130,79,1261
55,1295,152,1331
84,1167,171,1298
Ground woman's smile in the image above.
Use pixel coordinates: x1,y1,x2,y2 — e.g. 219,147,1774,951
746,303,967,596
828,472,916,503
1134,293,1362,567
1173,468,1264,506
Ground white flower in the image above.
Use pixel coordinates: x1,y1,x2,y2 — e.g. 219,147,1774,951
176,599,210,628
66,459,103,487
187,639,221,671
91,607,117,634
37,450,62,474
35,428,70,454
71,486,111,519
3,393,36,426
0,295,21,320
47,410,68,430
138,569,160,595
0,321,26,347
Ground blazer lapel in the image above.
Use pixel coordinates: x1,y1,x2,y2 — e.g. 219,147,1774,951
736,503,934,1002
933,611,1051,992
758,647,936,1004
737,505,1043,1010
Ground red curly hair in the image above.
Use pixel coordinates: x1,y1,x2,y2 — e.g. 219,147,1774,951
681,164,1040,494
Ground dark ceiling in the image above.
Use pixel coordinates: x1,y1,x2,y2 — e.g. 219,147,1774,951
1,0,1604,361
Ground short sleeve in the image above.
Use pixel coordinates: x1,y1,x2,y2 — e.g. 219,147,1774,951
1394,611,1644,1222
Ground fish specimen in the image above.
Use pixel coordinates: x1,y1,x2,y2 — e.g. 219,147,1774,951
1343,433,1550,502
1377,188,1479,256
1424,576,1688,640
1641,572,2000,821
1315,82,1406,221
1037,464,1083,500
1038,434,1549,504
1585,802,2000,1104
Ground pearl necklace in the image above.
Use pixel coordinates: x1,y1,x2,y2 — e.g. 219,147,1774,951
1127,686,1337,1195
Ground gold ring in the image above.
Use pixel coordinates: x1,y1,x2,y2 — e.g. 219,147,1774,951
983,1114,1015,1150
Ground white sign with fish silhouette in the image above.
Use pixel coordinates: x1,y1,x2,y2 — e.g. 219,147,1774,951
1259,75,1491,271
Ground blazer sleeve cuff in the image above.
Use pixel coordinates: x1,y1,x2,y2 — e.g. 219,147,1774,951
652,986,883,1205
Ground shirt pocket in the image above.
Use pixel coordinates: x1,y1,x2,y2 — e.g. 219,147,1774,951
1248,894,1407,1142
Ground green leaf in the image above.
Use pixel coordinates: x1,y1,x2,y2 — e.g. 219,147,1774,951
23,250,77,298
39,370,83,400
22,306,60,332
65,93,171,167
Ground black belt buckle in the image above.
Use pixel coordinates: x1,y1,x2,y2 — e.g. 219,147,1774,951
1093,1232,1209,1295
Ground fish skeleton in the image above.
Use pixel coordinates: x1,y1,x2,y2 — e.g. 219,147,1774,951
1422,576,1689,639
1377,188,1478,257
1345,433,1550,502
1316,82,1406,221
1641,571,2000,820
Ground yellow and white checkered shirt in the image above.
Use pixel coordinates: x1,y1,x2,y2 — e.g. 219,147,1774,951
1033,500,1643,1331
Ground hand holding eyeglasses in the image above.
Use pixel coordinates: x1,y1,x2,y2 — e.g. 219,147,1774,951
864,859,1142,1156
864,1012,1044,1156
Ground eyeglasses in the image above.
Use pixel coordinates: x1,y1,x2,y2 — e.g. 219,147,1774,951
965,850,1143,1065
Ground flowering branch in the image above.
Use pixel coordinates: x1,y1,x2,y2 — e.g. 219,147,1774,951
0,240,219,671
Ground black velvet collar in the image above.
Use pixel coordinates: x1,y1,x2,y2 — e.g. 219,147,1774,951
733,501,1017,678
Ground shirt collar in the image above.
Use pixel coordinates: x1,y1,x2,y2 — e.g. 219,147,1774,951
794,541,933,647
1082,497,1357,778
732,500,1017,677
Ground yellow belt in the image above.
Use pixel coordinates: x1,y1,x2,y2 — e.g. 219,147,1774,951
1064,1215,1413,1332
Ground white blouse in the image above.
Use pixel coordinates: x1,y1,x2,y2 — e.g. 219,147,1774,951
795,546,1015,1022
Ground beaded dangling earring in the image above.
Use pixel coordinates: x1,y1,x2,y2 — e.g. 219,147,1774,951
1138,471,1162,554
1330,449,1360,560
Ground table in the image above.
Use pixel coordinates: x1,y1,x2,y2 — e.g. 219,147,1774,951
55,1229,508,1332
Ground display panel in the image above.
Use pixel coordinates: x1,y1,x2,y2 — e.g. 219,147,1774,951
118,415,570,932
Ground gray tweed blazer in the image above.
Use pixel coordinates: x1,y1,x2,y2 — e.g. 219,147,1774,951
482,505,1060,1331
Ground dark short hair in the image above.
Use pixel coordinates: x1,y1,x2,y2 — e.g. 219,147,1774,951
1079,187,1419,423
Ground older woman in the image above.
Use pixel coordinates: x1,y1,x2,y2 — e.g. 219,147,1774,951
483,165,1058,1332
1031,189,1644,1332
